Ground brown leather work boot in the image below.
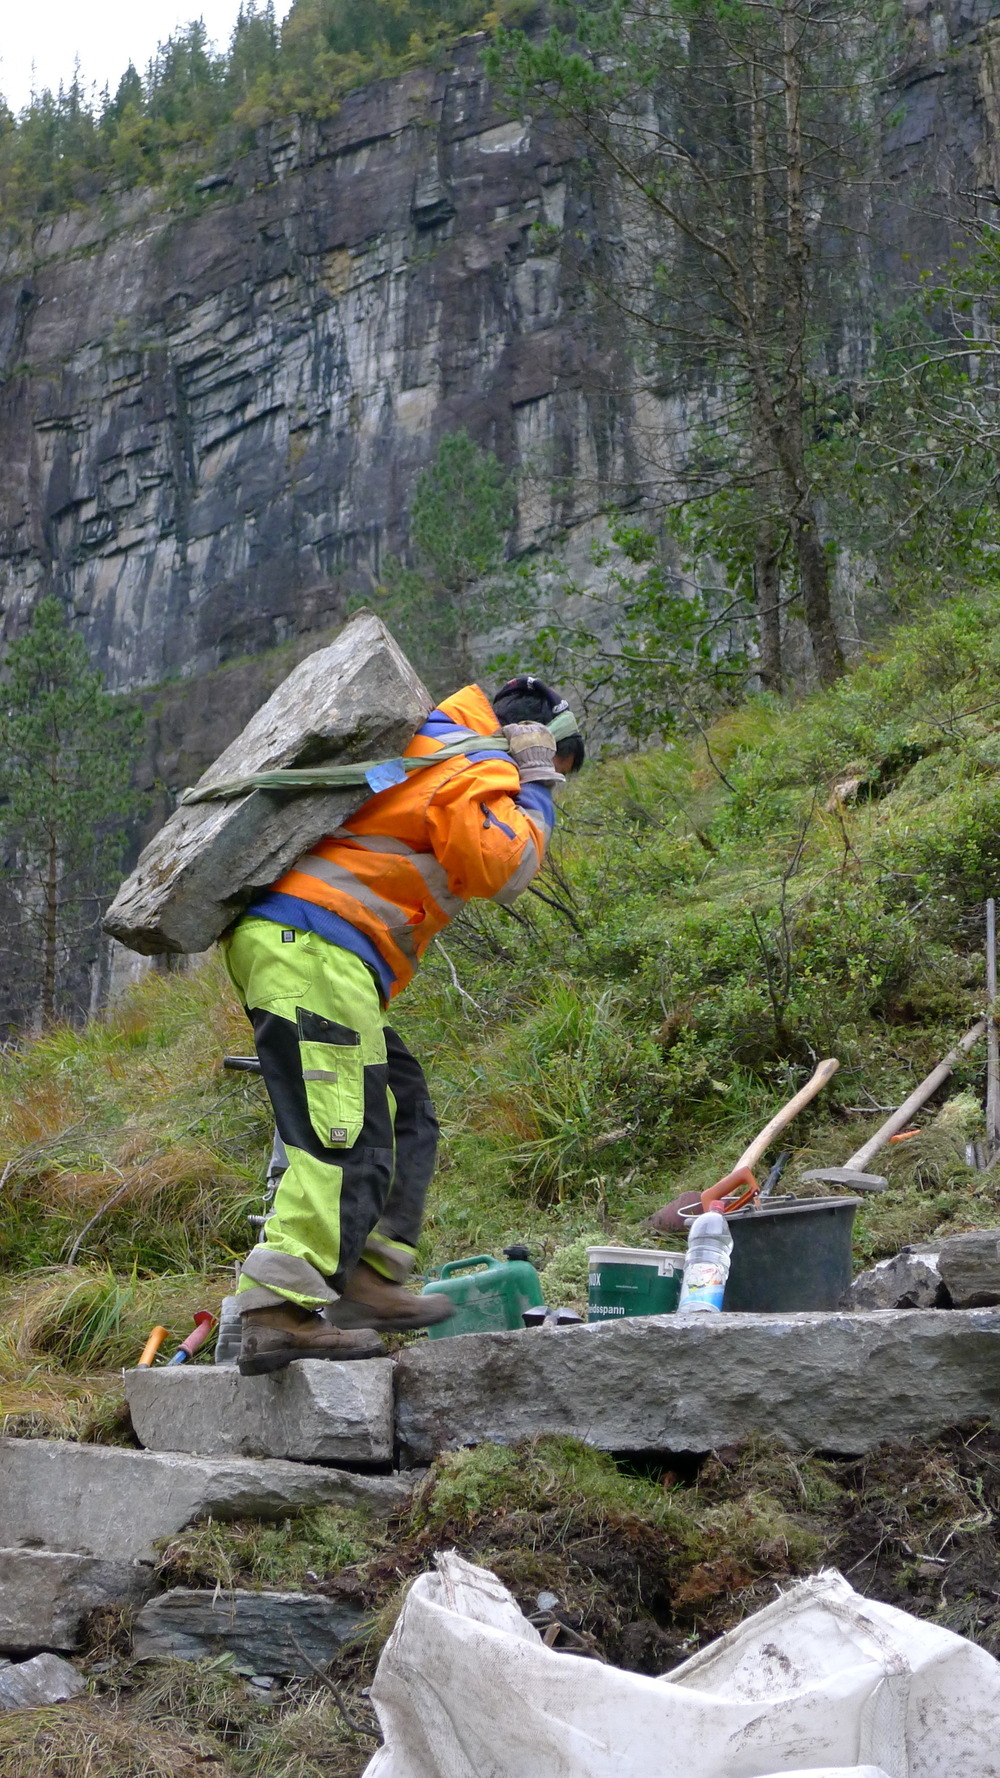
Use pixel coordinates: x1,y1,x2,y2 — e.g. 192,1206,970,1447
325,1259,456,1333
238,1302,386,1375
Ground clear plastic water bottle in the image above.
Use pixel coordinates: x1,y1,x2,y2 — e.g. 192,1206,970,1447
677,1211,733,1313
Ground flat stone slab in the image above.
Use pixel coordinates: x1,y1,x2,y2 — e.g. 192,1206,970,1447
133,1587,366,1675
394,1309,1000,1462
126,1358,393,1464
104,611,432,955
0,1549,158,1654
0,1439,415,1562
0,1651,86,1710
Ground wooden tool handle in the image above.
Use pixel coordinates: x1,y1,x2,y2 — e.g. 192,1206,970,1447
734,1058,840,1174
845,1021,985,1172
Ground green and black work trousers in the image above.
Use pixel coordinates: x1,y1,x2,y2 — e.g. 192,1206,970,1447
220,916,438,1312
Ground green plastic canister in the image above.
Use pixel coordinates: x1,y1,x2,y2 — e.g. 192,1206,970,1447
420,1254,544,1338
587,1245,684,1322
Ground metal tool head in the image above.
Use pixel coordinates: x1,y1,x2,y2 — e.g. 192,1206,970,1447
648,1192,702,1235
797,1166,889,1193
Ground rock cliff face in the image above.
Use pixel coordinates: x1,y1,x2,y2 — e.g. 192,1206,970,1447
0,3,994,706
1,5,997,718
0,39,628,699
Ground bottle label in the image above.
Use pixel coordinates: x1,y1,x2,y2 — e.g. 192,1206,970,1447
678,1262,727,1312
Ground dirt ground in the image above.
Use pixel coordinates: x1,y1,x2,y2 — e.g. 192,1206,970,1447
5,1424,1000,1777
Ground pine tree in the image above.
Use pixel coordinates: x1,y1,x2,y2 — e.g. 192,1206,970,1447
0,598,143,1025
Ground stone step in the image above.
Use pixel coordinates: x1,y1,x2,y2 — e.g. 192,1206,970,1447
133,1587,367,1675
0,1550,158,1655
0,1438,415,1563
125,1357,393,1464
394,1308,1000,1463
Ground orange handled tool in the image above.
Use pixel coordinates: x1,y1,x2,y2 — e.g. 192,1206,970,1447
700,1058,840,1216
700,1165,758,1214
650,1058,839,1232
137,1326,169,1368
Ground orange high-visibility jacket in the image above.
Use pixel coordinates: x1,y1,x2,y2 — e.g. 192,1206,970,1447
267,685,552,999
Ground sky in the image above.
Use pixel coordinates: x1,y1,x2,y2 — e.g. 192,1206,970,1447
0,0,296,114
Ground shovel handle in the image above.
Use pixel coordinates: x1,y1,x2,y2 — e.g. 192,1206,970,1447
734,1058,840,1174
844,1020,985,1172
701,1166,759,1214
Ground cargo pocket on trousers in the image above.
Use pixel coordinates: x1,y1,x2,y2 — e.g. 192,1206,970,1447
364,1147,394,1204
297,1007,364,1150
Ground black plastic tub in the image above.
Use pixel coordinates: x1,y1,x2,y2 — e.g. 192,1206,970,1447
723,1196,862,1312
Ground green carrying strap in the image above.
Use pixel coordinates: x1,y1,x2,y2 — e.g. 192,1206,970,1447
181,708,580,806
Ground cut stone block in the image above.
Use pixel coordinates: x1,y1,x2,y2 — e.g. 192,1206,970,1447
394,1309,1000,1462
133,1587,366,1675
104,611,432,954
0,1549,157,1654
938,1228,1000,1307
0,1439,415,1562
126,1359,393,1464
846,1247,945,1311
0,1652,86,1710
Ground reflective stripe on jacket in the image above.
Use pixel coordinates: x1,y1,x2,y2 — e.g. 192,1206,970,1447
269,686,552,999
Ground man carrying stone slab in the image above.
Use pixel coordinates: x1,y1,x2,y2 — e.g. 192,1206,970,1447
224,676,584,1374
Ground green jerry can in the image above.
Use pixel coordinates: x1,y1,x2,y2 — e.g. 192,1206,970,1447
420,1249,544,1338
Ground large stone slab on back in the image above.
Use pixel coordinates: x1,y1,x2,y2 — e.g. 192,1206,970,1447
0,1550,158,1654
103,611,432,954
938,1228,1000,1307
0,1439,413,1562
133,1587,366,1675
126,1359,393,1464
394,1309,1000,1462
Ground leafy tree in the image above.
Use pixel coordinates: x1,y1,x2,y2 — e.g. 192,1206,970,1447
0,598,144,1026
374,430,516,690
489,0,889,690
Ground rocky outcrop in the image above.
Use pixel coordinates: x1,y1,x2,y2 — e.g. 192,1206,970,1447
0,39,624,696
1,8,998,705
846,1246,946,1310
0,1653,86,1709
938,1227,1000,1305
0,1550,157,1654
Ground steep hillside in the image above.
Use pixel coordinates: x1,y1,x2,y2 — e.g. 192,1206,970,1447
5,583,1000,1773
4,581,1000,1434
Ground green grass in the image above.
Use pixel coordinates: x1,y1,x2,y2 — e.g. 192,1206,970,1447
6,582,1000,1429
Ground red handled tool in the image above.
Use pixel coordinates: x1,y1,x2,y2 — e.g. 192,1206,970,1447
649,1058,840,1232
165,1311,217,1365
